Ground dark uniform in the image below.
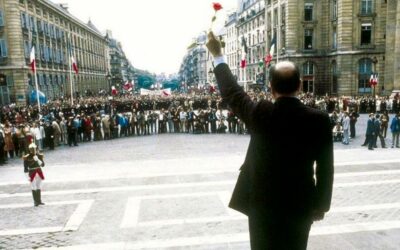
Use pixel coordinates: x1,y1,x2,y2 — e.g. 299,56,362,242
23,144,45,206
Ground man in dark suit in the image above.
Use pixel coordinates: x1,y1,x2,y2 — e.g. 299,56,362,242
206,32,334,250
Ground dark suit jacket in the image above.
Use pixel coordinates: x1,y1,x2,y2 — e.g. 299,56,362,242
366,119,375,135
214,63,334,216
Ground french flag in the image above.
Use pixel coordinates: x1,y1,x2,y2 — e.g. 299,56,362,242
265,37,276,67
369,74,378,86
30,46,36,73
111,86,118,96
71,55,78,74
123,81,133,92
240,37,248,69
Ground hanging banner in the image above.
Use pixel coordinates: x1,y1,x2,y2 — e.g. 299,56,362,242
140,88,171,96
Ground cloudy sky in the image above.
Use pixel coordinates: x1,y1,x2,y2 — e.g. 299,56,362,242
53,0,237,75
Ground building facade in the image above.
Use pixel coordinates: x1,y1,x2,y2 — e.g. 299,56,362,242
264,0,397,96
237,0,266,88
179,34,207,89
224,11,239,81
106,30,135,92
0,0,109,105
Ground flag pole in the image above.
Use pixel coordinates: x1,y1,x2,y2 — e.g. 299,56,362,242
69,56,74,105
68,34,74,105
33,63,40,113
29,29,41,114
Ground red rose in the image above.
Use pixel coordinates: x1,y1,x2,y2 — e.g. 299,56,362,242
213,3,223,11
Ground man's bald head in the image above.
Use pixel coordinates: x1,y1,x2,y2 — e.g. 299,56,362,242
269,61,301,95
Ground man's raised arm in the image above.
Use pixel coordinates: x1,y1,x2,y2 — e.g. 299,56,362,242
206,32,257,128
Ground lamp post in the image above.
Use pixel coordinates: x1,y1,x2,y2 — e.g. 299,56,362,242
372,56,378,112
106,72,112,94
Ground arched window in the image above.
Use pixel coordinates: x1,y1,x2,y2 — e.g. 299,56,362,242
302,61,315,93
358,58,372,93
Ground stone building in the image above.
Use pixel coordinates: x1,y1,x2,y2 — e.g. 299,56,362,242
264,0,397,96
106,30,135,92
237,0,266,89
224,11,239,81
179,33,207,89
0,0,109,105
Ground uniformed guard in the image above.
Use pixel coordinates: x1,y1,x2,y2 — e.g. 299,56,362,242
23,143,45,206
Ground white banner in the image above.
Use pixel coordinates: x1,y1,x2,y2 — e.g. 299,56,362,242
140,88,171,96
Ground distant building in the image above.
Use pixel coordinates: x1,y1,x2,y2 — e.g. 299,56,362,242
0,0,109,105
224,11,239,81
179,33,207,89
237,0,266,89
106,30,134,91
264,0,398,96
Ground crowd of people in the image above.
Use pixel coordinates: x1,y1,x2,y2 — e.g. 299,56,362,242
0,91,400,165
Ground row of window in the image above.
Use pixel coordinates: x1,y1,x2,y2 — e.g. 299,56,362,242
29,73,67,86
24,41,67,64
304,0,373,22
21,11,105,57
303,23,372,50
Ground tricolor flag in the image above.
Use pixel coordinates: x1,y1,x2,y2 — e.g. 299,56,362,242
369,73,378,87
265,37,276,67
240,37,248,69
71,55,78,74
123,81,133,92
30,46,36,73
111,86,118,96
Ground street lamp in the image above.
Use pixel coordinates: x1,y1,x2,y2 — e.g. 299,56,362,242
106,72,112,94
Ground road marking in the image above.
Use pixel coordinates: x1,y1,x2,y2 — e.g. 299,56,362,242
33,220,400,249
2,160,400,187
330,203,400,213
311,220,400,235
0,200,93,236
120,191,400,229
120,198,141,228
1,177,400,199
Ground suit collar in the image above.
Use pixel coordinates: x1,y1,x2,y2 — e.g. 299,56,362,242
274,96,302,106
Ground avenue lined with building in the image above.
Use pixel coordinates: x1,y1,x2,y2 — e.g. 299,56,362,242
0,0,400,249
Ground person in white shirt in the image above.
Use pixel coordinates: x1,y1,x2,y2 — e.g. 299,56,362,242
342,112,350,145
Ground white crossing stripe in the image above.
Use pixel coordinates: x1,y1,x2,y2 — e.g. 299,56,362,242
1,178,400,199
120,198,141,228
2,163,400,187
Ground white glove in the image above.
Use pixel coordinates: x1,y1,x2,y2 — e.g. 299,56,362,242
33,156,39,162
25,173,30,182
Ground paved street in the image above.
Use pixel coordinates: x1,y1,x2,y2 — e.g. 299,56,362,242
0,115,400,249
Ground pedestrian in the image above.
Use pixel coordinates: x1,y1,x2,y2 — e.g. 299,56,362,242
23,143,45,207
206,32,334,250
365,113,376,150
342,111,350,145
390,113,400,148
349,110,359,138
380,110,389,138
373,114,386,148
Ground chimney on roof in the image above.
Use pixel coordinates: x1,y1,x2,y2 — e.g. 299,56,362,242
59,3,69,11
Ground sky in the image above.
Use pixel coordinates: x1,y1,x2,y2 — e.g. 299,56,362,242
53,0,237,75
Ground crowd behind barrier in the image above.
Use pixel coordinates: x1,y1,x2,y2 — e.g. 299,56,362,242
1,91,400,165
